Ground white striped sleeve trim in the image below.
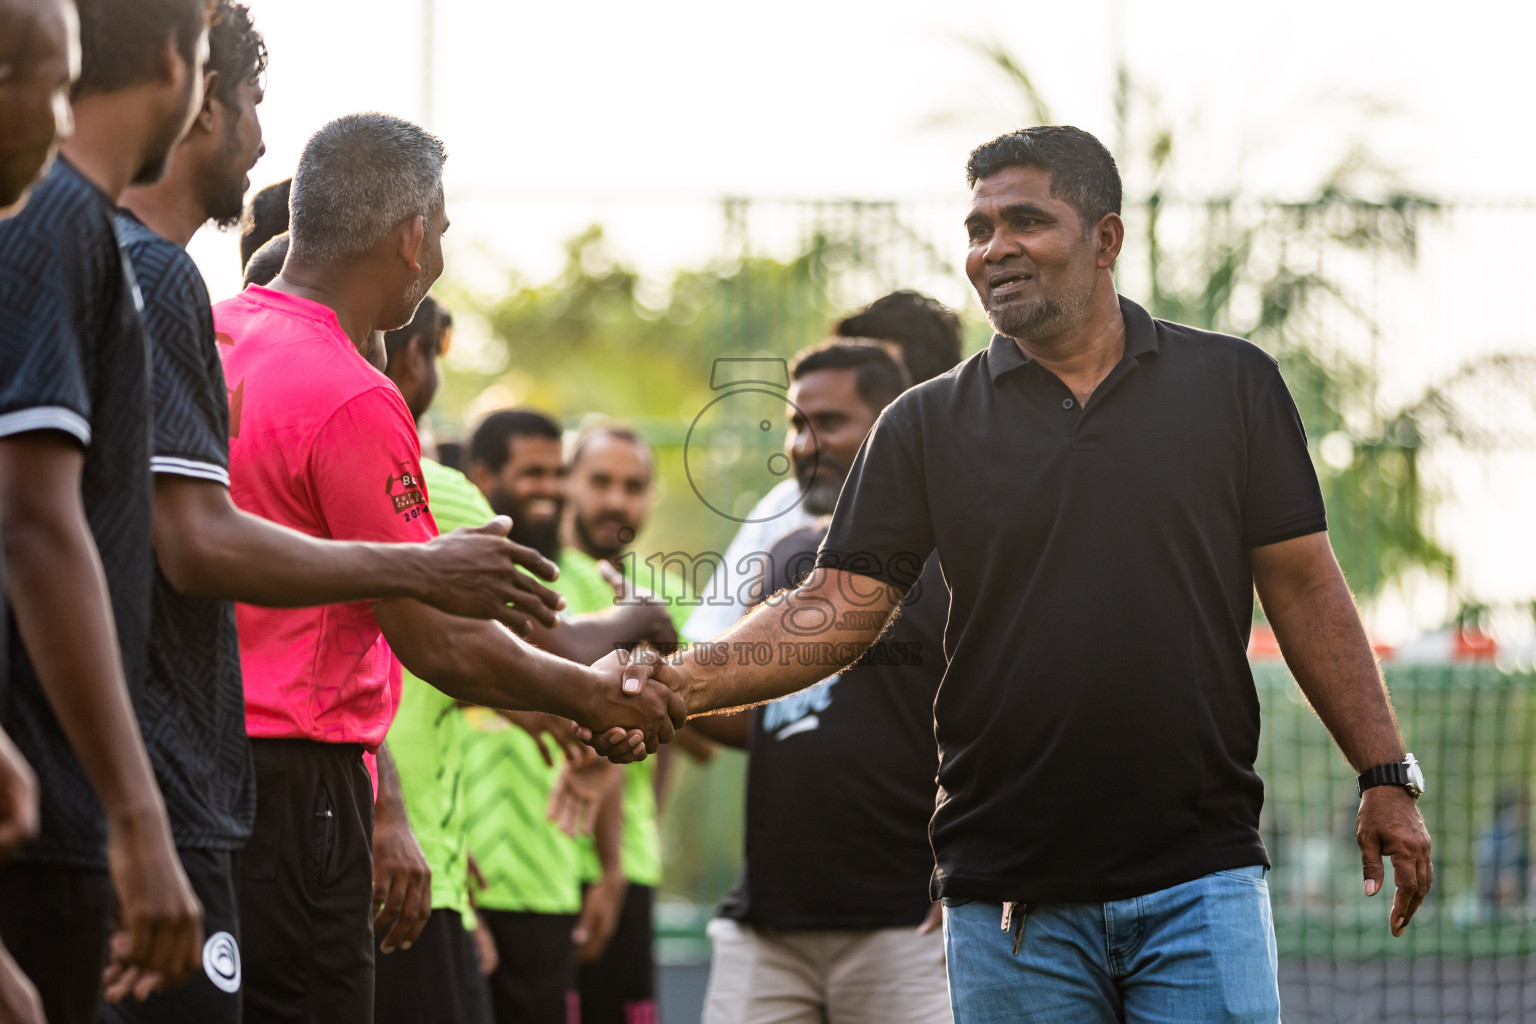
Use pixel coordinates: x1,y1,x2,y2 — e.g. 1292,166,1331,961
0,407,91,445
150,456,230,485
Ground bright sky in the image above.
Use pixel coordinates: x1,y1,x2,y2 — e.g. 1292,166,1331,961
190,0,1536,291
184,0,1536,644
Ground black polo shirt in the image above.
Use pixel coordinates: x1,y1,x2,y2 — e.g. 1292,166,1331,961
815,295,1327,904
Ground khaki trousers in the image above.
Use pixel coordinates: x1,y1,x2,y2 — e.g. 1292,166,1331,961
702,917,954,1024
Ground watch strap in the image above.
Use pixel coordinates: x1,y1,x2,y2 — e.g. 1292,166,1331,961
1357,761,1410,795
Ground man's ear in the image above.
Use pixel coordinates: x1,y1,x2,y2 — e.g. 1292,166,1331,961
468,461,494,496
192,70,220,135
397,214,426,273
1095,212,1125,271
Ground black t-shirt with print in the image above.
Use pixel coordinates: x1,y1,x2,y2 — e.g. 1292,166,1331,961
719,525,945,931
0,159,154,869
116,210,254,851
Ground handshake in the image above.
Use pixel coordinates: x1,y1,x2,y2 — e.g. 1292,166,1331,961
571,647,693,763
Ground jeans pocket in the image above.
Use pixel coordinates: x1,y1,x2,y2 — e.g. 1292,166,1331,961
1211,865,1269,888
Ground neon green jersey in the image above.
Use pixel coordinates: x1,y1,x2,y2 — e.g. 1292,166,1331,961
557,548,664,887
461,707,583,914
383,460,484,924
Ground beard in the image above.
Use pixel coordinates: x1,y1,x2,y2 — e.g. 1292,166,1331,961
986,296,1064,341
384,268,433,332
574,512,633,562
510,514,562,563
204,171,247,229
203,120,250,228
493,489,565,562
795,455,846,516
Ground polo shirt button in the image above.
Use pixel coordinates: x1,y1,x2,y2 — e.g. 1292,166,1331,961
1062,398,1074,409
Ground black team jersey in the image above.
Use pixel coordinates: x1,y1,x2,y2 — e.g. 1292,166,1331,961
0,158,154,869
116,209,254,850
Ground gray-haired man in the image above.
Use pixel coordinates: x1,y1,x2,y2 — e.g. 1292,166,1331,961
213,113,684,1024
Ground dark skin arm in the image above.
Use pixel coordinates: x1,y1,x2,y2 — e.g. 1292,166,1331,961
371,600,686,760
372,743,432,954
684,711,749,750
584,568,900,760
0,435,202,998
524,600,678,666
153,476,564,633
1252,531,1433,937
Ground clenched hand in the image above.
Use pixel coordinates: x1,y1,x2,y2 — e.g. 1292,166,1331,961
101,813,204,1003
576,650,687,763
0,727,37,863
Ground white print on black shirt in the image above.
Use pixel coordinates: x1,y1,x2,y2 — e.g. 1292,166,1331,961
762,674,839,740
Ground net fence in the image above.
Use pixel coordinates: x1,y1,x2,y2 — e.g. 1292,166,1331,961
1259,661,1536,1022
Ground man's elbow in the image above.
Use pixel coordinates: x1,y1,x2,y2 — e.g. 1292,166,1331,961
152,517,225,597
381,611,481,701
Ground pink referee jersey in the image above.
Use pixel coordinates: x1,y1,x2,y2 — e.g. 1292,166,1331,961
213,285,437,751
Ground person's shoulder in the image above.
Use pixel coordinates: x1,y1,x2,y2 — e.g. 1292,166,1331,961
116,215,208,306
1152,316,1279,376
0,161,110,270
422,458,492,514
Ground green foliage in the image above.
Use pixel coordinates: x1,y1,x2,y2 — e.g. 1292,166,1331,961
435,224,853,566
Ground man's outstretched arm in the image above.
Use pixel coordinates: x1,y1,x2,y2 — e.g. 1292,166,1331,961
584,568,903,759
372,600,686,760
0,436,203,994
1252,530,1432,937
153,476,563,633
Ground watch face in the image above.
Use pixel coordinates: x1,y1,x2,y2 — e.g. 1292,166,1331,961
1405,755,1425,797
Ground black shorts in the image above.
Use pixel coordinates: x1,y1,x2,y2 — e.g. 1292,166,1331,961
578,884,656,1024
374,908,493,1024
235,739,374,1024
0,862,114,1024
99,846,242,1024
479,909,579,1024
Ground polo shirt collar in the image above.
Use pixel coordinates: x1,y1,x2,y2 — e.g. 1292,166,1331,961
987,294,1160,384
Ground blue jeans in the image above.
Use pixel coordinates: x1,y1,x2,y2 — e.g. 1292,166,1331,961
943,866,1280,1023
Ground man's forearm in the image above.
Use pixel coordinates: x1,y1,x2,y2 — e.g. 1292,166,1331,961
1255,536,1406,771
377,602,592,720
675,569,898,716
2,503,165,824
374,742,408,822
684,712,749,749
156,493,432,608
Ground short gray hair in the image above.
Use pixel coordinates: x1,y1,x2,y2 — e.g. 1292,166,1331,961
288,113,447,266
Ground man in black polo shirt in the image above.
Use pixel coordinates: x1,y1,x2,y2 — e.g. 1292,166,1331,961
607,126,1432,1023
690,340,954,1024
0,1,213,1020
